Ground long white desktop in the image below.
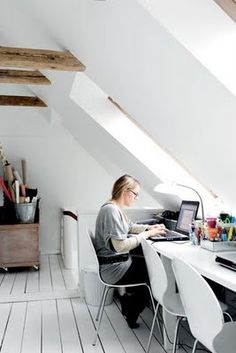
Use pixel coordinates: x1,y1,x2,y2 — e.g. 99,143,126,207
150,240,236,351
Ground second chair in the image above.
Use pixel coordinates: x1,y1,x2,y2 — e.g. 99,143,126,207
172,257,236,353
141,238,186,353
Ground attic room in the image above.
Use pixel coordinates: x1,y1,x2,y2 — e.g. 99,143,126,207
0,0,235,352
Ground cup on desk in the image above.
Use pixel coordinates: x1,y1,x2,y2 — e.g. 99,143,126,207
206,217,217,228
207,227,218,240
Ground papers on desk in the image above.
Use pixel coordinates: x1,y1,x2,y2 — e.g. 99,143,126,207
215,252,236,271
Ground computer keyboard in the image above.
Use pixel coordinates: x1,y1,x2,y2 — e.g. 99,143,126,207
165,230,174,237
150,230,189,242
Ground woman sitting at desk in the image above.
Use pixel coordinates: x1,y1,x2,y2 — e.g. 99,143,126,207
95,174,166,328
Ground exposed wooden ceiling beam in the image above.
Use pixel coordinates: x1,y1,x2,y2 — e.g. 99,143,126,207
213,0,236,22
0,47,86,71
0,95,47,107
0,69,51,85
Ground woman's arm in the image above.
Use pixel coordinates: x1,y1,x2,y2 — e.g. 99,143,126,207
111,236,139,253
112,226,166,253
129,224,148,234
129,223,166,234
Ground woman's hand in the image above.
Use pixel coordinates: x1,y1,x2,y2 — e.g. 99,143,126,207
148,223,166,230
147,224,167,238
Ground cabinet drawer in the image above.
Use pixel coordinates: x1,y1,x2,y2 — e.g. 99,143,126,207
0,224,39,266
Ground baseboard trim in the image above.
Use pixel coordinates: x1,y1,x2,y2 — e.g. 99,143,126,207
40,250,61,255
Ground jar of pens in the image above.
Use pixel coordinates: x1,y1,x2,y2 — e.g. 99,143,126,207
204,215,236,242
200,214,236,252
0,144,39,224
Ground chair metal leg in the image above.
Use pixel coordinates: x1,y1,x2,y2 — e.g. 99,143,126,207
155,305,163,342
146,285,163,341
192,339,198,353
223,311,233,322
93,286,109,346
146,304,160,353
172,316,182,353
147,285,156,313
96,285,107,321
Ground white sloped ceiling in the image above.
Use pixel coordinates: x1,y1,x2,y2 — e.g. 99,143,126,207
1,0,236,212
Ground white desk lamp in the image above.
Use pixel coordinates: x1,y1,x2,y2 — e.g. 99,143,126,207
154,182,205,225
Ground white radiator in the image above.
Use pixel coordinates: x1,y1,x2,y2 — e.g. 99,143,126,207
61,210,78,270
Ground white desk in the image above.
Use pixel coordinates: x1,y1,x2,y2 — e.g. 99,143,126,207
150,241,236,351
152,241,236,292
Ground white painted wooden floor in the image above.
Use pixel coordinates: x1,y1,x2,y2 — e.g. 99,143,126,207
0,255,209,353
0,254,78,303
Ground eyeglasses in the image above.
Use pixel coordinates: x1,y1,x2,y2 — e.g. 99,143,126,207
128,189,139,198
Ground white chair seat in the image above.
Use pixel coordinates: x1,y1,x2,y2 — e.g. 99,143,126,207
213,322,236,353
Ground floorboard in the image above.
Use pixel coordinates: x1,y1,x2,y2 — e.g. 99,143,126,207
0,255,210,353
42,300,62,353
39,255,52,293
1,302,26,353
105,302,147,353
49,255,66,291
0,303,11,348
21,301,41,353
57,299,83,353
0,272,16,296
71,298,104,353
26,267,39,293
11,270,27,295
58,255,76,289
89,304,127,353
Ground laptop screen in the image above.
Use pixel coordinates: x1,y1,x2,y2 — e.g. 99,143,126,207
175,200,199,235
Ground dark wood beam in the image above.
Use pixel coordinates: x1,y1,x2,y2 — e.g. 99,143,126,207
0,95,47,107
0,47,86,71
213,0,236,22
0,69,51,85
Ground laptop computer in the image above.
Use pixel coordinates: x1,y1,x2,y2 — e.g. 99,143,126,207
150,200,199,242
215,252,236,271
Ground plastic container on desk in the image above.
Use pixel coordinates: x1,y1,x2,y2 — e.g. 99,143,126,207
200,239,236,252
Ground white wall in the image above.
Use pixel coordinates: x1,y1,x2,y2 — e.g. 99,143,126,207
0,105,159,253
0,107,113,253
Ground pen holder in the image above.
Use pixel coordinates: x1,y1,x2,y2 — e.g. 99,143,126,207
14,202,37,224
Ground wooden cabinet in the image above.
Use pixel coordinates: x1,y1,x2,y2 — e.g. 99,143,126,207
0,223,39,269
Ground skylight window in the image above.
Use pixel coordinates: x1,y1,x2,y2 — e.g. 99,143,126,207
136,0,236,96
70,73,218,212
